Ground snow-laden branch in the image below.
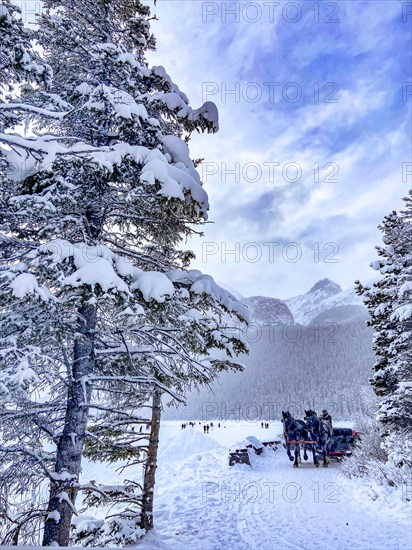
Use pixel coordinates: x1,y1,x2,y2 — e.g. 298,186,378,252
95,345,180,356
88,375,184,402
78,482,143,500
0,103,71,119
87,404,152,417
0,132,111,156
129,325,212,379
0,445,55,480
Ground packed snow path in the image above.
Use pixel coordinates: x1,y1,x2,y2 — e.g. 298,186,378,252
144,421,411,550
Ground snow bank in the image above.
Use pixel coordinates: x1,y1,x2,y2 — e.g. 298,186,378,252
158,427,224,465
153,422,411,550
135,529,171,549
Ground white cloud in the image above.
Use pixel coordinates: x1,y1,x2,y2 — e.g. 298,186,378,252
147,0,411,299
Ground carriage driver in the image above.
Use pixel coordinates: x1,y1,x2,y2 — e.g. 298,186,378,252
320,409,332,424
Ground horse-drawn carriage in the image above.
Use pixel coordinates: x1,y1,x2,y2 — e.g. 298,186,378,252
327,427,358,460
282,410,359,467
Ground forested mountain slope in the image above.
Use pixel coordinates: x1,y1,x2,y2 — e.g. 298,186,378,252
164,280,374,420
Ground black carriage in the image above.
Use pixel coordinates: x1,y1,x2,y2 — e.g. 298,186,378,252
324,427,359,460
286,427,359,461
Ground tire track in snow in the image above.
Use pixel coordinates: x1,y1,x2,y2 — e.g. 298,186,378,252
233,449,411,550
234,448,320,549
153,423,411,550
155,430,249,549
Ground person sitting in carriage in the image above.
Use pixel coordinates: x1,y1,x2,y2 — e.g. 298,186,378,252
320,409,332,424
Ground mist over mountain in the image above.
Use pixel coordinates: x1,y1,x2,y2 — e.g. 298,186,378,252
163,279,374,422
310,304,368,325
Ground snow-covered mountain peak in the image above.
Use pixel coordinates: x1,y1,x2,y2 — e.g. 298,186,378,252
307,278,342,295
216,278,363,326
285,279,363,325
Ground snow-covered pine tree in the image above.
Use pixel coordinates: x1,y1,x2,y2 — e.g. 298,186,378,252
0,0,248,546
355,212,403,400
0,3,65,545
0,0,53,179
378,193,412,434
0,0,52,103
356,190,412,458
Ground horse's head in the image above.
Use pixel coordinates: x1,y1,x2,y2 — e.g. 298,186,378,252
281,410,294,429
305,411,319,432
281,410,290,422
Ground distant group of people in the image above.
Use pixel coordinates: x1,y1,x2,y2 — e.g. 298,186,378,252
203,422,219,433
181,422,196,429
181,421,224,432
179,415,331,433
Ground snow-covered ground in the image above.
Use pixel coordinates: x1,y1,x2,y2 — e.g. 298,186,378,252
138,421,411,550
8,421,410,550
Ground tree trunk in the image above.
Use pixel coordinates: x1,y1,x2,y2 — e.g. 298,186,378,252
140,390,162,531
42,301,97,547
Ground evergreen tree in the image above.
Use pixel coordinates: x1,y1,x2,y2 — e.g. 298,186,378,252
0,0,52,107
356,191,412,446
0,0,247,546
0,0,53,181
378,192,412,432
0,3,62,544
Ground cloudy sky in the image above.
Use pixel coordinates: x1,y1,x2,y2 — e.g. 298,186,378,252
18,0,412,299
146,0,412,299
